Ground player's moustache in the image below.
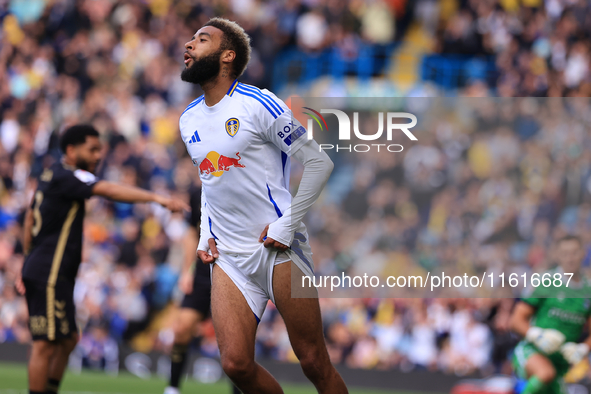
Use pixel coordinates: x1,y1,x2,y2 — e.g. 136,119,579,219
180,49,223,85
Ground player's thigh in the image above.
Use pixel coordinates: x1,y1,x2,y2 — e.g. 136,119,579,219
173,308,203,337
57,332,79,353
525,352,557,383
31,339,57,359
272,262,328,360
211,264,258,361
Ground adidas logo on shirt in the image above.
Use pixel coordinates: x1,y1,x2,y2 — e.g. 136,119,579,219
187,130,201,144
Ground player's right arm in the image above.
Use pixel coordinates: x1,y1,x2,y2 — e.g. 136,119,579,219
22,201,34,257
510,301,535,337
511,300,565,354
16,195,35,295
196,187,218,263
91,181,189,212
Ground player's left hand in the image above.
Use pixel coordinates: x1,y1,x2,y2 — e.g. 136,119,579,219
560,342,590,365
259,225,289,252
526,327,565,354
15,275,25,295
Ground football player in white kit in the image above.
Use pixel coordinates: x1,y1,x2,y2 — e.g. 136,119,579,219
179,18,348,394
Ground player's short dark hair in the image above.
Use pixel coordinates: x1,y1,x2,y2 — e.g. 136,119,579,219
557,234,582,246
204,17,251,79
59,124,100,153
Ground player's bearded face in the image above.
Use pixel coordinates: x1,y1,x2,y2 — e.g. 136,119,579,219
75,138,102,173
181,48,223,85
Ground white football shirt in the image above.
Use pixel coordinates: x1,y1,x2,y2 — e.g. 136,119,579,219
179,81,309,254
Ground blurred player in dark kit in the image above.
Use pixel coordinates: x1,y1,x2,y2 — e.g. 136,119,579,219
18,125,189,394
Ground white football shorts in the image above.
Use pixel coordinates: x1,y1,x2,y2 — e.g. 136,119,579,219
212,231,315,322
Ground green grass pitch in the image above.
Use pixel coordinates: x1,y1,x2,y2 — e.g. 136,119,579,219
0,362,426,394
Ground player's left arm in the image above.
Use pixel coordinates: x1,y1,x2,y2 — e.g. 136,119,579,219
264,140,333,249
196,188,218,263
254,92,333,248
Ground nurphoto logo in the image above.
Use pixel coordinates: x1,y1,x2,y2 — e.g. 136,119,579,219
304,109,418,153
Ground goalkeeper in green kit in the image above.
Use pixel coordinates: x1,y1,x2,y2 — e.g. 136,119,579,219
510,235,591,394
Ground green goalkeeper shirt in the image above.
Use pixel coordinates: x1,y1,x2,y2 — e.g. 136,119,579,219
522,268,591,343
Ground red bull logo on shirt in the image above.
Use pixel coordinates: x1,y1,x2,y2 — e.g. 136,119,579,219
198,151,245,177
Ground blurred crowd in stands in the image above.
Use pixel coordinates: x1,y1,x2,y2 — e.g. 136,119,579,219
292,97,591,373
432,0,591,96
1,0,591,378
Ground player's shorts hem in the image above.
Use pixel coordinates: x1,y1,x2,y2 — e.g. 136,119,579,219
30,333,78,342
179,286,211,316
177,259,212,315
212,258,264,320
275,252,291,265
24,279,77,342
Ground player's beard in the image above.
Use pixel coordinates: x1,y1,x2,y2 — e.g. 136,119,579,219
181,49,223,85
76,157,96,173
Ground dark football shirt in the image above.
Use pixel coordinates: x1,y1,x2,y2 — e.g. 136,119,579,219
22,161,98,284
188,185,201,229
